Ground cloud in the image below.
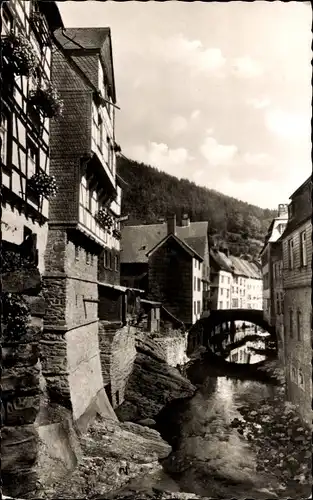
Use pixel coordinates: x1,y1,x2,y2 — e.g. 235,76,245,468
246,97,271,109
170,115,188,135
127,141,194,176
231,56,263,78
265,109,311,140
191,109,200,120
200,136,238,166
153,34,226,74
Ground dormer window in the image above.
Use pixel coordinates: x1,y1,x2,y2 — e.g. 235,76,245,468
288,203,294,219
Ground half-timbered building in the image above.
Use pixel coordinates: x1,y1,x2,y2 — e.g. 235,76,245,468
1,0,63,272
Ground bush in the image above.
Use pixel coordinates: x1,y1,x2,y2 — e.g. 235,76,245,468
2,293,31,340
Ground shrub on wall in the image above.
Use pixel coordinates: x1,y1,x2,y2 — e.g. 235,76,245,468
2,293,31,340
1,249,36,273
2,31,39,77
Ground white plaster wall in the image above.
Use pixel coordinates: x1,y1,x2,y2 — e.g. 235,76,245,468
2,205,48,275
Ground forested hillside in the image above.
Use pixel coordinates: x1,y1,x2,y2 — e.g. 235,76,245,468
117,156,276,258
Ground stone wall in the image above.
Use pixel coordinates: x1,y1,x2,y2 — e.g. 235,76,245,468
152,331,189,367
98,321,137,408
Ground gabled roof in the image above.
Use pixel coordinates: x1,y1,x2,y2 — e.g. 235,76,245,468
146,233,203,262
229,256,261,279
55,28,110,50
120,221,209,264
209,249,233,273
183,236,207,259
54,27,116,102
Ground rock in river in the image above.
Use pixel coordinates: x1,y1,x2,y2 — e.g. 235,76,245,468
116,337,196,423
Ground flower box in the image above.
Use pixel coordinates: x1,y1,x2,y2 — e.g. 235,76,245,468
28,171,58,199
94,209,114,231
29,84,64,119
2,31,39,77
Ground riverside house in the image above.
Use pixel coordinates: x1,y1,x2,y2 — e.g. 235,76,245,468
279,177,312,424
259,204,289,325
1,0,63,272
43,26,124,425
120,214,211,317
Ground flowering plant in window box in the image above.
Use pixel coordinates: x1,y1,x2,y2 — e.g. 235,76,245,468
28,171,58,199
2,31,39,77
29,84,64,119
94,208,114,231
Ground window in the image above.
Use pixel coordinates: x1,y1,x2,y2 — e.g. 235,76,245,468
220,288,223,296
228,277,230,284
288,203,294,219
300,231,307,267
109,251,112,269
219,301,223,309
288,239,294,269
234,277,238,284
90,254,94,266
104,249,109,268
221,276,224,283
75,245,79,261
232,286,234,293
115,255,119,271
232,298,238,308
27,137,39,177
97,113,103,151
240,278,242,286
194,276,196,291
297,310,301,340
276,293,280,315
86,251,90,265
197,278,201,292
197,301,200,314
198,261,200,270
289,310,293,337
194,301,196,315
226,289,229,298
291,365,297,382
0,113,8,165
1,4,13,36
195,260,197,268
298,369,304,388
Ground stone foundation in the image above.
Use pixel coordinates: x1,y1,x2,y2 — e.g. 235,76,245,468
98,321,137,408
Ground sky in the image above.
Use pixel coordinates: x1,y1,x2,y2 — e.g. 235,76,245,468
57,1,312,209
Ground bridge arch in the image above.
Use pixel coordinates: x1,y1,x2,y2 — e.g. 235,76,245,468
187,309,276,356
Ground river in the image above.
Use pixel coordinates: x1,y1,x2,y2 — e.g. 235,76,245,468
116,339,311,499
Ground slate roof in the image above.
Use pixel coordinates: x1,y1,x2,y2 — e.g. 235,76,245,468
229,255,261,279
146,234,203,262
54,28,111,51
209,249,233,273
120,221,208,264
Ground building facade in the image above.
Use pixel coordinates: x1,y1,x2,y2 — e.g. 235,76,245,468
260,204,289,324
42,27,122,424
1,0,63,272
120,214,210,313
271,241,284,363
147,227,203,325
209,249,233,310
280,177,312,424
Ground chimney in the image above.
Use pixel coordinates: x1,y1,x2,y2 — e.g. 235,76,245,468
278,204,288,217
167,214,176,235
181,213,190,227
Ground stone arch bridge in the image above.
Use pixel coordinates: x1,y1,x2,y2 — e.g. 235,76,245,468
187,309,276,355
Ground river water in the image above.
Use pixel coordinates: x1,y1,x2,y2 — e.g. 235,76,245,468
120,340,311,499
